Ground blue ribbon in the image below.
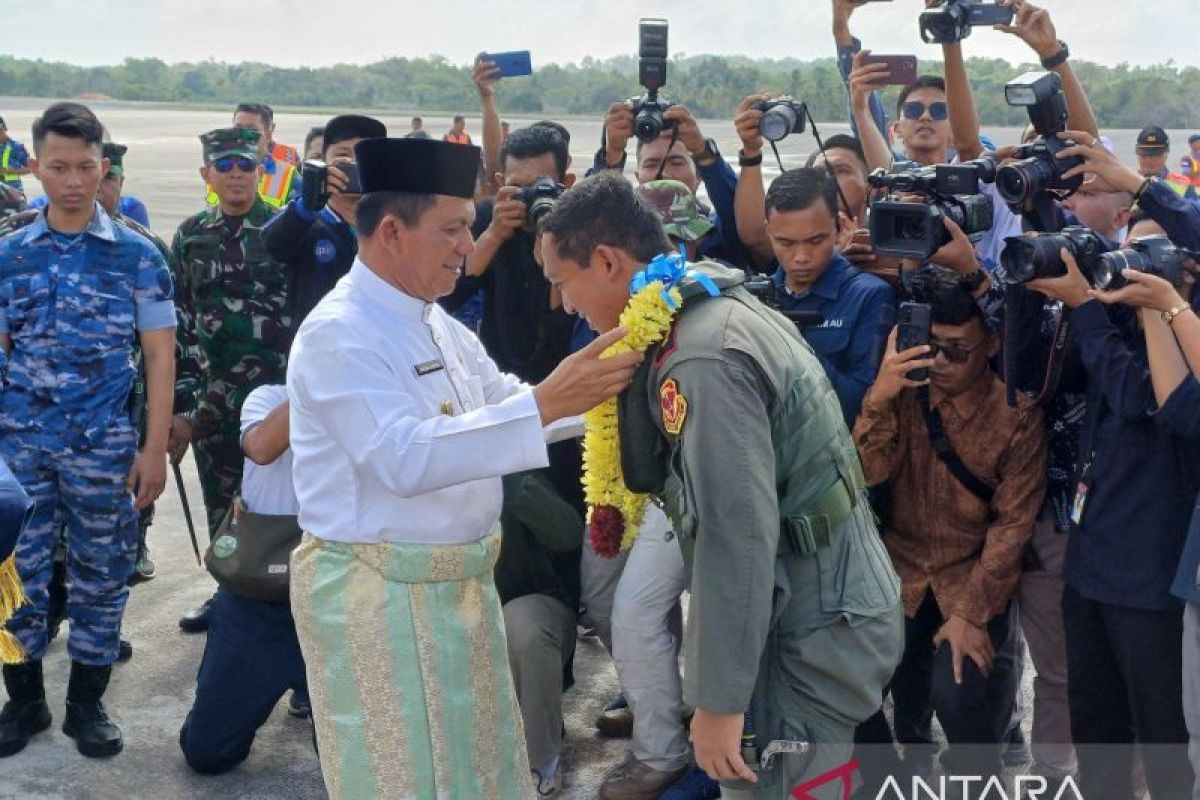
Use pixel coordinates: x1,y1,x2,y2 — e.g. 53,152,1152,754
628,245,719,310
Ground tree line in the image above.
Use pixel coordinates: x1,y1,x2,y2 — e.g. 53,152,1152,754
1,53,1196,129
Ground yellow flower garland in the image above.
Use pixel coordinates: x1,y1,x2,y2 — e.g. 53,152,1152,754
582,281,682,555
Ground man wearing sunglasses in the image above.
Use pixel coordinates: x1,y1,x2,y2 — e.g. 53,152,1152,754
169,126,291,634
853,266,1046,785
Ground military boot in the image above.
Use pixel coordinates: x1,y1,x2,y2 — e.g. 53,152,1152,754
0,660,52,757
62,661,122,757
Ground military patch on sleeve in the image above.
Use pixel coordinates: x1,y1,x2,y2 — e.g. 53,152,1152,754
660,378,688,436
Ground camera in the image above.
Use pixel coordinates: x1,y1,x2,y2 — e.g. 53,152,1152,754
867,160,997,260
517,176,566,228
753,98,807,143
919,0,1014,44
999,226,1112,285
743,276,826,328
301,159,362,212
628,18,675,143
995,72,1084,208
1093,235,1187,290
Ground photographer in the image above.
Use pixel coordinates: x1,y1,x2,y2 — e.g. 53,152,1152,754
593,102,749,267
757,166,895,426
853,267,1045,782
263,114,387,332
1024,219,1200,799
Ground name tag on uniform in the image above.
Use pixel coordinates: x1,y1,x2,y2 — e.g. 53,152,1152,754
414,360,445,377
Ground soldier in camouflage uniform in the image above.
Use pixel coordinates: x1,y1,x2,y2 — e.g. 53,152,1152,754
169,127,290,633
0,143,169,663
0,103,176,759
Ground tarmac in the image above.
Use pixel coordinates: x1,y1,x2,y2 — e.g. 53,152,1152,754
1,457,628,800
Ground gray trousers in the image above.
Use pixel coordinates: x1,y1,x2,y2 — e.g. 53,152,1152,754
1016,509,1077,777
503,592,578,772
581,505,690,771
1184,603,1200,800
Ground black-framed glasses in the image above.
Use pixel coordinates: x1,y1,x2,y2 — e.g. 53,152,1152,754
929,337,987,364
901,101,949,122
212,156,258,173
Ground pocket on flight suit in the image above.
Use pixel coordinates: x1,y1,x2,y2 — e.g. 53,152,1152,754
814,504,899,619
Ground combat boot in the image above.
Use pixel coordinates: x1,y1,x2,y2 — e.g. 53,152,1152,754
62,661,122,757
0,660,52,757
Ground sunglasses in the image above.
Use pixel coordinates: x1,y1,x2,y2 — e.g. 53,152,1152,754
929,336,987,364
901,101,949,122
212,156,258,173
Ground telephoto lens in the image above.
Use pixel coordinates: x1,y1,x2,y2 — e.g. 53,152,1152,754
1094,235,1187,290
1000,226,1111,285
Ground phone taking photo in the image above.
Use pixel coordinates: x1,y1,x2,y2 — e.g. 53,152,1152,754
860,55,918,86
486,50,533,78
897,302,933,382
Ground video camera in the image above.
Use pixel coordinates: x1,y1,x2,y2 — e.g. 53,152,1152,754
743,275,826,328
995,72,1084,209
919,0,1014,44
518,177,566,228
753,98,807,143
867,158,997,260
628,19,675,143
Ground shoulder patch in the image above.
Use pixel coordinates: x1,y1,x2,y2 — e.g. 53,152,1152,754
660,378,688,436
313,238,337,264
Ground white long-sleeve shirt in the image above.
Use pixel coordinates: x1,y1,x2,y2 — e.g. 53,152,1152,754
287,258,549,545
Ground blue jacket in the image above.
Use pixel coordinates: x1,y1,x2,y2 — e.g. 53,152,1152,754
1064,300,1200,611
771,253,896,426
1137,177,1200,253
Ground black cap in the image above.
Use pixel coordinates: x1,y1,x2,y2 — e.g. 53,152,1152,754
1136,126,1170,154
1189,133,1200,145
322,115,387,151
102,143,128,177
354,138,480,199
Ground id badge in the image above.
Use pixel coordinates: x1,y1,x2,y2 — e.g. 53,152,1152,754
1070,482,1089,526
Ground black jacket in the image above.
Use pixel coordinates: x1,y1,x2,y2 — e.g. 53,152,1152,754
263,199,357,333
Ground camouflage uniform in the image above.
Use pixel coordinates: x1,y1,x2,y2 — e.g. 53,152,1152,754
635,179,715,244
0,204,176,666
172,128,290,538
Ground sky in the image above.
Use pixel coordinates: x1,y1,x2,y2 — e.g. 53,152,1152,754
3,0,1198,70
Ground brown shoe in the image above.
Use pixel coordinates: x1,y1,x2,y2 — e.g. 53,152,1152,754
599,755,688,800
595,705,635,739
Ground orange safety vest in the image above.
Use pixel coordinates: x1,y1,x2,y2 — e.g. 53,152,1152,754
269,141,300,167
1165,171,1193,197
444,131,472,146
257,160,298,209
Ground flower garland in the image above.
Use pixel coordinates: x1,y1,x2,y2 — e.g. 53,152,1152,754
582,279,682,557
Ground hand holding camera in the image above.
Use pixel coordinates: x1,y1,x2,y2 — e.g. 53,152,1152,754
1089,267,1190,314
603,102,636,167
301,159,361,212
488,185,529,243
734,94,771,157
661,105,707,158
928,216,983,276
1025,245,1092,308
994,0,1059,60
1052,129,1146,195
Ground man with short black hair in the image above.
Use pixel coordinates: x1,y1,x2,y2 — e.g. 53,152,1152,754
303,127,324,162
0,102,176,759
854,266,1046,782
234,102,298,167
286,136,641,798
227,103,300,210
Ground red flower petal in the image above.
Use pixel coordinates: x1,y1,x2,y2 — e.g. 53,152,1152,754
590,505,625,559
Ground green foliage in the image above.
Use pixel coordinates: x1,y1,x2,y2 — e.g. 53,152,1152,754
0,53,1196,128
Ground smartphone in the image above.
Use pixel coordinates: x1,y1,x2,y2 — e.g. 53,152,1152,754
860,55,918,86
301,159,329,211
968,3,1015,26
486,50,533,78
896,302,932,382
331,162,362,194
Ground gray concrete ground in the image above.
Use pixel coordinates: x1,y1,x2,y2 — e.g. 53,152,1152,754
1,457,1038,800
1,458,627,800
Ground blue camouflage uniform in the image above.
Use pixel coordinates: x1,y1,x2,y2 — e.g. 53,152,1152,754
0,203,175,666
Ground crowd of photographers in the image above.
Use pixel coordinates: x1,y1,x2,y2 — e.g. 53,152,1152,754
4,0,1200,797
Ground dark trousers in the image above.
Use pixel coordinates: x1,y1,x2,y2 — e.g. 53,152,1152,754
1062,586,1194,800
178,588,308,775
857,590,1019,781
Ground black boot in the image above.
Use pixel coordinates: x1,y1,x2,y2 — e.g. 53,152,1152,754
0,660,52,757
62,661,122,757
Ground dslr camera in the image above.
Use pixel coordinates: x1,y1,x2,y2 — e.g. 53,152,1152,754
301,159,361,212
753,97,807,143
995,72,1084,209
628,18,675,143
518,177,566,228
742,275,826,328
999,226,1112,285
867,158,997,260
919,0,1014,44
1093,235,1188,291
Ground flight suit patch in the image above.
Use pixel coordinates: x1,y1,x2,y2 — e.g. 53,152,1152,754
660,378,688,436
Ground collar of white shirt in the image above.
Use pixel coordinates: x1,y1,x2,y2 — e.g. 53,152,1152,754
348,256,434,323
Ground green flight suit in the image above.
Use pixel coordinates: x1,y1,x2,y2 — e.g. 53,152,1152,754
620,261,904,799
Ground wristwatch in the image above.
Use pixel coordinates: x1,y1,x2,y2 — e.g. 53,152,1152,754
958,269,987,294
738,150,764,167
691,138,719,166
1040,41,1070,70
1162,303,1192,326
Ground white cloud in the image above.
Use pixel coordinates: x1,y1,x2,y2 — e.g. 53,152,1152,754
4,0,1197,69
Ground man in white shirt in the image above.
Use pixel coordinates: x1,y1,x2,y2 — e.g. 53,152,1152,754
286,137,642,799
179,384,308,775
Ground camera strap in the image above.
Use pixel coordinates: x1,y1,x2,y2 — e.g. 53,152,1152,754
804,107,856,223
656,125,682,181
917,385,996,505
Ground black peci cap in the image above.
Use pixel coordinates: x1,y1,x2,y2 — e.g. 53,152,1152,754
354,138,480,199
1136,126,1170,155
322,115,387,151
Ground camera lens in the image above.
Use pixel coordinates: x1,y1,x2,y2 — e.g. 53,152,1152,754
634,107,665,142
528,197,558,227
1094,250,1136,291
760,105,798,143
1001,235,1067,284
996,161,1037,205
